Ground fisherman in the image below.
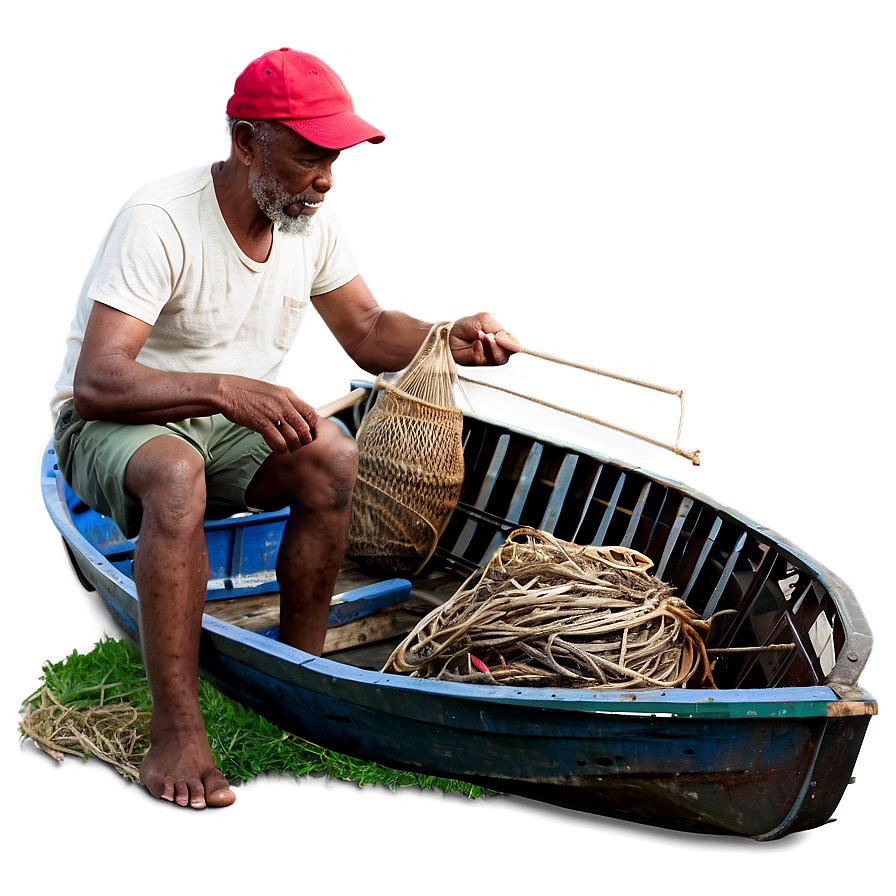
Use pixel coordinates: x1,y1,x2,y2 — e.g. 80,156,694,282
51,48,517,809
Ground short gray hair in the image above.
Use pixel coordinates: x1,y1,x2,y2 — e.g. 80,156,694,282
226,116,278,141
224,115,276,166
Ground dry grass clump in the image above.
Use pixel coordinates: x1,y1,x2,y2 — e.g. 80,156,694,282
21,687,148,779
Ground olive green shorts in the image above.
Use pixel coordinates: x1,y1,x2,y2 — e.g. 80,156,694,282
53,400,273,539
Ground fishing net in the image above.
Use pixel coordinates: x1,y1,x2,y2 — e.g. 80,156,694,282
346,322,464,574
383,527,715,689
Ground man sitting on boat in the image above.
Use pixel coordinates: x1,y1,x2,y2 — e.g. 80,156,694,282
50,48,517,810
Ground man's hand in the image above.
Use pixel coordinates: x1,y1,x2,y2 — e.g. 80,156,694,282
450,313,520,367
219,377,319,454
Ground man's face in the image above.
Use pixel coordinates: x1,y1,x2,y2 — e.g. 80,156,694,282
247,123,340,236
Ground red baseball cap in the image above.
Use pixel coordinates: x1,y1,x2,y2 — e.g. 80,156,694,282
226,48,385,150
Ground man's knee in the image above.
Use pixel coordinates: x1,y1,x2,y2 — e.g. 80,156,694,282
297,422,358,512
249,420,358,513
126,436,207,532
323,425,359,506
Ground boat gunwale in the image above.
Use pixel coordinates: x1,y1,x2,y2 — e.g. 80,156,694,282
202,612,875,719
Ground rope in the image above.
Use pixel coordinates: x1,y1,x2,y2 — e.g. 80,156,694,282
460,344,700,465
384,527,715,689
461,377,700,466
516,346,683,397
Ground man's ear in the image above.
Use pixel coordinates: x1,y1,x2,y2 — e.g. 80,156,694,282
231,120,258,167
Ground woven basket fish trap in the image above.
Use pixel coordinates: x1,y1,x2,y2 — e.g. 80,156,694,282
384,527,715,689
346,322,464,574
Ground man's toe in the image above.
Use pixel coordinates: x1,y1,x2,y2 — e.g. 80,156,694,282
174,779,193,807
141,768,176,803
205,772,236,808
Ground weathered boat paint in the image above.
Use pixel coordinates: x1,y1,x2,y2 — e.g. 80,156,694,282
40,390,876,839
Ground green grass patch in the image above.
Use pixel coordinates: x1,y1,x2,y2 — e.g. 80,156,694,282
21,636,494,799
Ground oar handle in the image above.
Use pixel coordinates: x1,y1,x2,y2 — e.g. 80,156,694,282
315,387,369,419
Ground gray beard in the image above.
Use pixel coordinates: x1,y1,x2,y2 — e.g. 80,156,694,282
247,170,315,237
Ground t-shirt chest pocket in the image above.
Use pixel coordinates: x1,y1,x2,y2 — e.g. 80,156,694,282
274,295,309,350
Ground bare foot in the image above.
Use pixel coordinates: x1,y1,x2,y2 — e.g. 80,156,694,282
140,718,235,809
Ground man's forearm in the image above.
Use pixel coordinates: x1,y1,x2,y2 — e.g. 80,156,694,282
73,355,320,454
345,309,518,375
73,358,228,424
343,308,435,375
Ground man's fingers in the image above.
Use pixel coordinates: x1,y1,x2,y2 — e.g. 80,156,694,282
493,329,520,354
475,328,517,366
269,402,317,451
454,314,518,366
284,398,318,445
262,420,290,454
475,322,518,346
280,418,314,448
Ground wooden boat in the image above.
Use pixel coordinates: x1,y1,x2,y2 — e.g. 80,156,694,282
40,381,876,839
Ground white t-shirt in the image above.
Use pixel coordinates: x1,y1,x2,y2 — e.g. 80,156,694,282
51,165,358,419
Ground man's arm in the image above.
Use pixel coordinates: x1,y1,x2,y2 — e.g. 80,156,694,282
312,275,518,373
73,301,319,453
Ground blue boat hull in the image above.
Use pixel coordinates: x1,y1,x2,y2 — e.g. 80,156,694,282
40,400,876,839
201,642,867,838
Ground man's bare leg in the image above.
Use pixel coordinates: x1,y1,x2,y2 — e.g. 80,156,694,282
247,420,359,654
125,436,235,809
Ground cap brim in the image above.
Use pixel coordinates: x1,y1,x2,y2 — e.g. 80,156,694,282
281,111,385,150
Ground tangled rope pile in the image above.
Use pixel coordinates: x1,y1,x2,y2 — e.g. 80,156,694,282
21,687,148,780
384,528,715,689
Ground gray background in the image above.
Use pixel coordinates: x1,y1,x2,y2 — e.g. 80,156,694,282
0,2,894,894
